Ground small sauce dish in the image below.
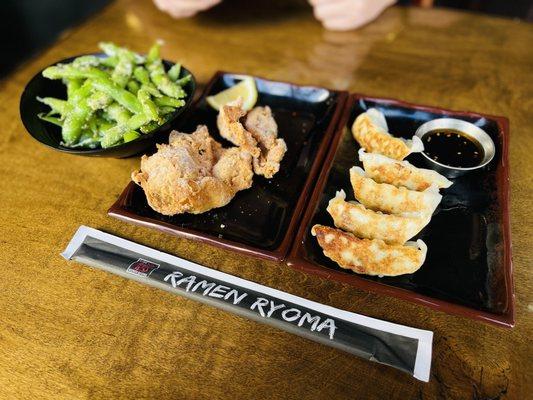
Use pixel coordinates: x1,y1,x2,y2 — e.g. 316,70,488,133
415,118,495,178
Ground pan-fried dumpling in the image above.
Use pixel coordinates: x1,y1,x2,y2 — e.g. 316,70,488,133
327,190,430,245
311,224,427,276
358,149,452,191
350,167,442,216
351,108,423,160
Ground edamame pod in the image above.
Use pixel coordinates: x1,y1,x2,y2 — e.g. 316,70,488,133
92,78,142,114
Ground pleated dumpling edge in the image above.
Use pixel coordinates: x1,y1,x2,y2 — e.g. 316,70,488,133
357,148,453,191
351,108,424,160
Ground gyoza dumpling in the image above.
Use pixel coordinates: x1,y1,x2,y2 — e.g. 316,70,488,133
311,224,427,276
351,108,423,160
327,190,430,245
350,167,442,216
358,149,452,191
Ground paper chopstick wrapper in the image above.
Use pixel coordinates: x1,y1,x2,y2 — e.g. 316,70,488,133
62,226,433,381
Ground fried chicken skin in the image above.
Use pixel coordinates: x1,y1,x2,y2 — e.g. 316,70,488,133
133,99,288,215
244,106,288,179
217,100,287,178
131,125,253,215
212,147,254,192
216,98,260,157
244,106,278,148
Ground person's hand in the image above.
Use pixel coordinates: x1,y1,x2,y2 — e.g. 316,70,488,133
310,0,396,31
153,0,221,18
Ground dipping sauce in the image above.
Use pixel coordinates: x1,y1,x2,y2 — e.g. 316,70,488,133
422,129,484,168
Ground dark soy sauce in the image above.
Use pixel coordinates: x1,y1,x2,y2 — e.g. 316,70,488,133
422,129,484,168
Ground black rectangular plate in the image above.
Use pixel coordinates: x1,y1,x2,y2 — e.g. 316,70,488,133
109,72,348,261
288,94,514,327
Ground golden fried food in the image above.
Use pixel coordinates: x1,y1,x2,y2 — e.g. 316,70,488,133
131,125,253,215
327,190,430,245
252,139,287,178
358,149,452,191
350,166,442,216
216,98,260,157
212,147,254,192
311,225,427,276
351,108,423,160
244,106,287,178
244,106,278,148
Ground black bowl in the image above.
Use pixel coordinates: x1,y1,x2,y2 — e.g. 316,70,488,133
19,53,196,158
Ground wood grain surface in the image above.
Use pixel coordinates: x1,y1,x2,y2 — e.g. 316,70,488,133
0,0,531,399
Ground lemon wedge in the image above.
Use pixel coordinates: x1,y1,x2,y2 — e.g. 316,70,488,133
206,77,258,111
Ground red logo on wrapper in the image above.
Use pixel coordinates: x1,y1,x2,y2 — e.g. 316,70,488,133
126,259,160,277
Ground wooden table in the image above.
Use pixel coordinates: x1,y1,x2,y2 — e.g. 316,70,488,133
1,0,531,398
